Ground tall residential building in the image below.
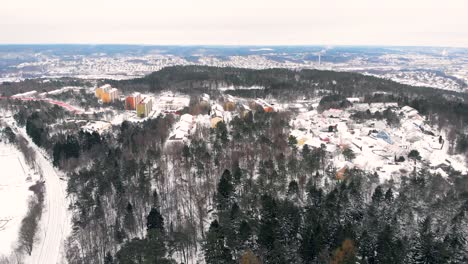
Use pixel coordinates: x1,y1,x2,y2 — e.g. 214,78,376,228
95,84,119,103
125,92,142,110
137,97,153,118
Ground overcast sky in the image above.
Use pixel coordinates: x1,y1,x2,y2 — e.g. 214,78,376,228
1,0,467,47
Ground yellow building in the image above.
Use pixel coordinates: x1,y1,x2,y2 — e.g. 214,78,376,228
137,97,153,118
95,84,118,103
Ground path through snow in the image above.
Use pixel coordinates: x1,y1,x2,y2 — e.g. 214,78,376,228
7,120,69,264
27,142,67,264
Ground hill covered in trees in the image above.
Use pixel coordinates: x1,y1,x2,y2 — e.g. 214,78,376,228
1,66,468,263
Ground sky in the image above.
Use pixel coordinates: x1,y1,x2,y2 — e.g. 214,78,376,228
1,0,467,47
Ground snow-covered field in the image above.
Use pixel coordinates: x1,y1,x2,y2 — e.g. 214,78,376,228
0,143,36,257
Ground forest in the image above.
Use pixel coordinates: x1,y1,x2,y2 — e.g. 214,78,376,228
0,66,467,263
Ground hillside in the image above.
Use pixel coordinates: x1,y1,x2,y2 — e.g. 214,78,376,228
0,66,467,264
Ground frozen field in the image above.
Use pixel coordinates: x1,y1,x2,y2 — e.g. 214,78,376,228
0,143,32,256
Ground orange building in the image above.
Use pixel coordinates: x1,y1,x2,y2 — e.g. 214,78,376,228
125,92,142,110
264,106,274,112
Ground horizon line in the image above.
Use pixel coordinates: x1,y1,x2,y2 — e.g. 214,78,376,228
0,43,466,49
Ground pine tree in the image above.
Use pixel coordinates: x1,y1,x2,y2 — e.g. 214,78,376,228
410,217,448,264
204,220,235,264
104,252,114,264
444,223,468,263
147,207,164,232
375,225,405,264
384,188,393,203
145,229,173,264
239,220,252,245
217,169,234,211
123,202,136,235
372,185,384,205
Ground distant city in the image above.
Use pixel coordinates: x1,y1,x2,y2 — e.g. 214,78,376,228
0,45,467,92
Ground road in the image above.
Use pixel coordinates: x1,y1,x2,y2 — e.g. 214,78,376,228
8,121,68,264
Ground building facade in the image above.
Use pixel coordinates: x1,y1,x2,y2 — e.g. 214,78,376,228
95,84,119,103
125,92,142,110
137,97,153,117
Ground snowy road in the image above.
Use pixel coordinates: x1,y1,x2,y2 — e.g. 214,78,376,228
7,120,69,264
27,142,67,264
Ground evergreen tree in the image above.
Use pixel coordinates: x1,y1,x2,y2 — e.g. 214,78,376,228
375,225,405,264
217,169,234,212
123,202,136,234
104,252,114,264
409,217,448,264
444,223,468,264
204,220,235,264
147,207,164,232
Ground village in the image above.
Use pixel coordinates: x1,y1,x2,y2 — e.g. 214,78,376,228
93,84,467,181
90,84,280,143
8,83,466,183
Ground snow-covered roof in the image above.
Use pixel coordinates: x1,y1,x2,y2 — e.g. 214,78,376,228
139,97,151,104
180,114,194,123
100,84,111,89
401,105,415,113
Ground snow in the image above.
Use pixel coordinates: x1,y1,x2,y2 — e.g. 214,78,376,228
169,114,196,142
12,91,38,98
288,103,467,183
81,120,112,134
21,129,70,264
38,86,82,97
218,85,265,91
0,143,35,257
2,119,71,264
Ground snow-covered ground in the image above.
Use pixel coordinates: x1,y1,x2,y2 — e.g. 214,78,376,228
288,103,467,182
25,135,69,264
2,48,466,93
0,143,37,257
2,119,71,264
363,70,466,92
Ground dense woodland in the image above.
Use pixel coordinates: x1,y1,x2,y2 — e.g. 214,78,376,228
1,66,468,263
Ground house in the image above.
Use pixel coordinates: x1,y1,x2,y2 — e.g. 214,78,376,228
125,92,142,110
336,166,347,180
201,93,210,102
239,104,252,118
211,117,223,128
264,106,274,113
137,97,152,118
180,114,195,125
95,84,119,103
374,130,393,144
169,114,195,141
346,97,361,103
255,99,275,112
319,133,330,143
224,101,236,111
